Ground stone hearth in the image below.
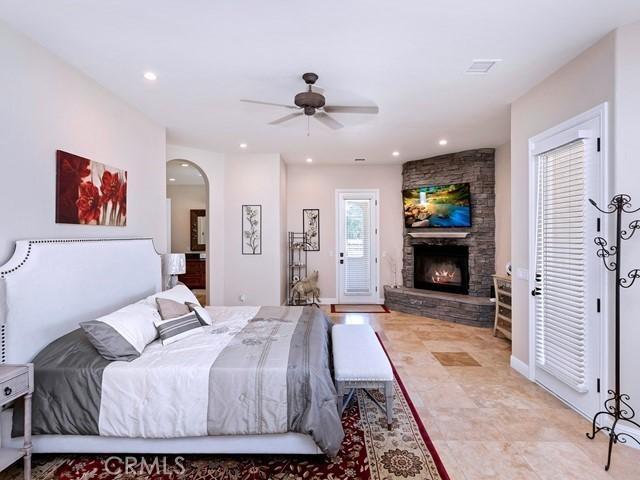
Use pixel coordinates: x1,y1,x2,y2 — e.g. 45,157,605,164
384,286,494,327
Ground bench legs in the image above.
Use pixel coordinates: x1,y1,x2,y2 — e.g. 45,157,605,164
384,381,394,430
336,381,345,412
335,381,394,430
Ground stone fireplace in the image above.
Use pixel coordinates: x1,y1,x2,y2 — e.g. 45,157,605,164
384,148,496,327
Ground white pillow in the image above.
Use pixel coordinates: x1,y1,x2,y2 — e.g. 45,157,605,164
145,284,200,309
81,303,160,360
186,302,213,326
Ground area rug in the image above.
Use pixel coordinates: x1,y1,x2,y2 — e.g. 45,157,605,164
5,343,449,480
331,304,391,314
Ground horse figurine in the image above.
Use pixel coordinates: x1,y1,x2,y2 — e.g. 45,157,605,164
290,270,320,306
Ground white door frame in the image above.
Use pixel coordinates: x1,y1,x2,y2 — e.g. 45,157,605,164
335,189,381,304
527,102,609,419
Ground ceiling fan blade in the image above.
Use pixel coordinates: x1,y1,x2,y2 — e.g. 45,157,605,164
269,111,304,125
241,99,299,110
324,105,379,114
314,112,343,130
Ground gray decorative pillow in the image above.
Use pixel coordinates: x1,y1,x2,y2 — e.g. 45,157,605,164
81,321,140,361
80,303,159,361
154,312,204,345
186,302,213,326
156,297,190,320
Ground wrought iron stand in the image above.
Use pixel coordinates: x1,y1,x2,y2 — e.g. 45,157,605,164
586,194,640,470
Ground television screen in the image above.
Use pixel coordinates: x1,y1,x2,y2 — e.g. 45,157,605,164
403,183,471,228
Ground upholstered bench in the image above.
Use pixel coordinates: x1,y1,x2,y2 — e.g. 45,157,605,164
332,324,394,429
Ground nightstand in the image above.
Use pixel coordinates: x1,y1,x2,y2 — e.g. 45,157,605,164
0,364,33,480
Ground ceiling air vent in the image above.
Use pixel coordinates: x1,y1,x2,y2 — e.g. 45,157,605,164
466,59,502,75
354,158,366,162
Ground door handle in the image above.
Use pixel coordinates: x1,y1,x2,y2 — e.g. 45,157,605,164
531,288,541,297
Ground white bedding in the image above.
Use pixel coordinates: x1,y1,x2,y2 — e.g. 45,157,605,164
99,306,259,437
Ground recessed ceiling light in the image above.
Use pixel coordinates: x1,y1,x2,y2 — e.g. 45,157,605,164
439,139,448,146
240,143,248,149
168,177,176,182
306,157,313,163
392,151,400,157
144,71,157,81
181,163,189,167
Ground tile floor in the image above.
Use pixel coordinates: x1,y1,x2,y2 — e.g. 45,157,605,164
326,307,640,480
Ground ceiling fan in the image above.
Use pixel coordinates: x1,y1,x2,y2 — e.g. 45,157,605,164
241,72,379,130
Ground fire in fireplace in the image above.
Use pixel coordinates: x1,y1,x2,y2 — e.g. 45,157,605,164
413,244,469,294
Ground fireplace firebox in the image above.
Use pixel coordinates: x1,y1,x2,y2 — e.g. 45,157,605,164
413,244,469,294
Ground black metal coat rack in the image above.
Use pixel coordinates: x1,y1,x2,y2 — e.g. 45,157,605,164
586,194,640,470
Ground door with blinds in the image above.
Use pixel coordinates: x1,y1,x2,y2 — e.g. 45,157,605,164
530,111,604,418
337,190,379,304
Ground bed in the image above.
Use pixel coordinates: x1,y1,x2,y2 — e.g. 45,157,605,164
0,238,343,455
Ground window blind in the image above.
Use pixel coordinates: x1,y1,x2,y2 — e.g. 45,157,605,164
343,199,372,295
534,139,587,392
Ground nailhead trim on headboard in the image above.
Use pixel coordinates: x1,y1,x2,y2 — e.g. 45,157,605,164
1,325,5,364
0,238,157,363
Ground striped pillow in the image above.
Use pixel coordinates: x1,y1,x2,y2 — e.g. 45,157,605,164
154,312,204,345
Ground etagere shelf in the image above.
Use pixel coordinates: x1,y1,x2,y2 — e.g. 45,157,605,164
287,232,312,306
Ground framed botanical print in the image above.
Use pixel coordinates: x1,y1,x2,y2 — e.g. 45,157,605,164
242,205,262,255
303,209,320,251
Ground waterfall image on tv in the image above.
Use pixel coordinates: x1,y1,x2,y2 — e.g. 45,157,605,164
403,183,471,228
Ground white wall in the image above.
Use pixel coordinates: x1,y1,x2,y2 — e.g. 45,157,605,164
614,21,640,420
510,32,615,366
0,21,167,263
286,164,404,302
280,159,288,305
166,184,207,253
494,143,511,276
224,153,285,306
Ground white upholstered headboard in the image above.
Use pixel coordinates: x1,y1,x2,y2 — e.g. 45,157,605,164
0,238,162,364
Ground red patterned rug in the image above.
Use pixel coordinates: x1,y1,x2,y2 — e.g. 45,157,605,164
6,342,449,480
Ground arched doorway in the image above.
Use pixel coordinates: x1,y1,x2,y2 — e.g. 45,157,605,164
166,159,210,304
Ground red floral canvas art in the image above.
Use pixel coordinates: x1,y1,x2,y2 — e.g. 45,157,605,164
55,150,127,226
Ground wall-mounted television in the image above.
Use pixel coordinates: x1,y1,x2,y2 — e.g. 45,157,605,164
403,183,471,228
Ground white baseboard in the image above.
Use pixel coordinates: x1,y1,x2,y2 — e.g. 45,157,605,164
319,298,337,305
510,355,533,380
318,298,386,305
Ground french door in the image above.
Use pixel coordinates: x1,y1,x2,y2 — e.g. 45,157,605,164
337,190,379,304
530,106,605,418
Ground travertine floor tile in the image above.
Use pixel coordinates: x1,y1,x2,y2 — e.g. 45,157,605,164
446,441,540,480
432,351,482,367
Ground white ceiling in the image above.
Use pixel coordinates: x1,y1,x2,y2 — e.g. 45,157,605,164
167,160,205,186
2,1,639,164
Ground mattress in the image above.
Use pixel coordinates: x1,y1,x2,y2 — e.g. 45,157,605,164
12,305,344,456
